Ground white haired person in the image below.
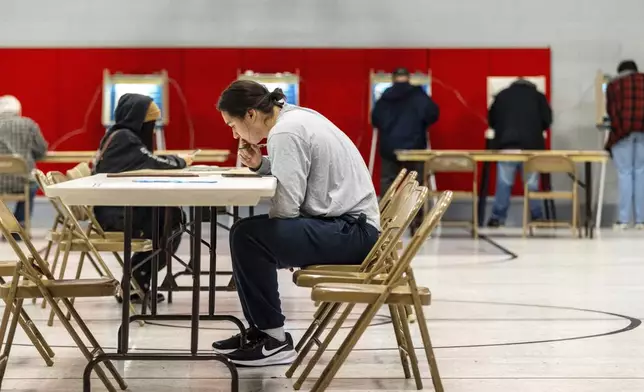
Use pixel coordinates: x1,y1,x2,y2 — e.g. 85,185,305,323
0,96,48,236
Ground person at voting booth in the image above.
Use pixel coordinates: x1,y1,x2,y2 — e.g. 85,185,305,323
605,60,644,230
93,93,194,303
487,78,552,227
371,67,439,231
0,95,48,232
213,80,380,366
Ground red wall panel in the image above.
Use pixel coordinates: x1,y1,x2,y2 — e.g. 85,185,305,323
0,47,550,197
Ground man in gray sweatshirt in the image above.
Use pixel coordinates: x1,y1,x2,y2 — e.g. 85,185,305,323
212,80,380,367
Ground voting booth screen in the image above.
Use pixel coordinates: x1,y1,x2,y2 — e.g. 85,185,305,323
262,82,299,105
107,82,165,124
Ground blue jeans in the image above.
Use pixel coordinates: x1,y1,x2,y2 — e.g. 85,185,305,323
230,214,379,330
611,132,644,224
13,182,38,225
491,162,543,223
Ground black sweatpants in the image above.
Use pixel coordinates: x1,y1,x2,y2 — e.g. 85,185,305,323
380,155,425,197
98,207,183,292
230,213,379,330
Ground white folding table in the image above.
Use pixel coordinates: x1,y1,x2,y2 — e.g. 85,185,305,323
46,172,277,392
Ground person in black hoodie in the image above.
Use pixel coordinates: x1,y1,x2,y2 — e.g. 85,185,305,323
371,67,439,227
487,78,552,227
93,93,193,303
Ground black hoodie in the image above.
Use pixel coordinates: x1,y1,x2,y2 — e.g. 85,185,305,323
94,93,186,174
488,80,552,150
93,93,186,229
371,82,440,160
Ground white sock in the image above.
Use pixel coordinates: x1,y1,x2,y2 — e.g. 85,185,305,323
262,327,286,342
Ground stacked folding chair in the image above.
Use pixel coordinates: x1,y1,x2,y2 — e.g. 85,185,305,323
287,189,453,391
0,199,127,391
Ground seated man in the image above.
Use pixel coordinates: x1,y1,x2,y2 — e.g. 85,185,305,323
487,78,552,227
0,95,48,232
93,93,193,303
212,80,380,366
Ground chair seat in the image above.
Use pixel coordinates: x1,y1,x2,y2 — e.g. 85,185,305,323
527,191,573,199
0,278,120,299
311,283,431,306
294,270,388,287
59,238,152,252
0,261,17,277
0,194,27,202
302,264,362,273
46,231,125,242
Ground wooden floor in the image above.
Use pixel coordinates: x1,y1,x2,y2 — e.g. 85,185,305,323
1,224,643,391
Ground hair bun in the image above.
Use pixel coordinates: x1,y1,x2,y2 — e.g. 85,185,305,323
270,88,286,102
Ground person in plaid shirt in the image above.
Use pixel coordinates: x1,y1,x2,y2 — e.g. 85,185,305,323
605,60,644,229
0,96,48,229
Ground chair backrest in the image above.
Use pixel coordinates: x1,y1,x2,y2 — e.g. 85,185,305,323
379,168,407,212
363,183,428,276
524,155,575,174
381,170,418,220
426,155,476,173
66,162,92,180
47,171,89,221
0,155,28,176
384,191,453,286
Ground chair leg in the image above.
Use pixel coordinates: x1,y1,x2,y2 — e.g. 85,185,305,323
0,299,24,383
287,302,340,379
61,297,128,391
42,238,63,309
43,293,122,392
523,189,529,238
66,251,87,320
293,302,332,354
48,240,72,326
397,304,423,390
17,308,54,366
388,305,412,380
310,303,382,392
293,303,354,390
412,302,444,392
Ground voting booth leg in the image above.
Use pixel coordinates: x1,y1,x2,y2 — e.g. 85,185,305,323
584,162,595,238
477,162,491,227
596,160,607,230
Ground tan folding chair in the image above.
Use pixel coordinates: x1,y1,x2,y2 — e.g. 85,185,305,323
291,191,452,392
379,168,407,212
288,184,434,390
426,154,478,237
0,155,32,235
36,170,147,326
522,155,580,237
0,200,127,392
0,261,54,367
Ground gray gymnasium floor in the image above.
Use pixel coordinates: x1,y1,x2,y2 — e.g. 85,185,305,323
1,202,643,391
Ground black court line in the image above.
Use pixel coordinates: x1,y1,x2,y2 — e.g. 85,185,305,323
12,299,639,354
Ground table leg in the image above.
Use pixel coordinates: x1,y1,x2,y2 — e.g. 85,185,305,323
478,162,491,227
119,206,133,354
209,207,217,316
233,206,239,222
191,207,202,355
249,206,255,217
585,162,594,238
151,207,159,316
165,208,174,304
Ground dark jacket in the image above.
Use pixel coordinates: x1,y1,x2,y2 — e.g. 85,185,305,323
488,80,552,150
605,71,644,151
371,82,439,160
94,93,186,229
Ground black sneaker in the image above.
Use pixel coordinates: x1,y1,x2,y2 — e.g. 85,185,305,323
212,327,261,355
487,218,503,228
225,332,297,367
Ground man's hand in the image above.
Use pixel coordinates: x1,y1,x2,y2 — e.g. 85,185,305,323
238,143,262,170
179,154,195,166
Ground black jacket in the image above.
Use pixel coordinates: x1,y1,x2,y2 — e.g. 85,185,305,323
94,93,186,229
371,82,439,160
488,80,552,150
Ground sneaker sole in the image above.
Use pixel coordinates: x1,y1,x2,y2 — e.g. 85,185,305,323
228,349,298,367
212,347,238,355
